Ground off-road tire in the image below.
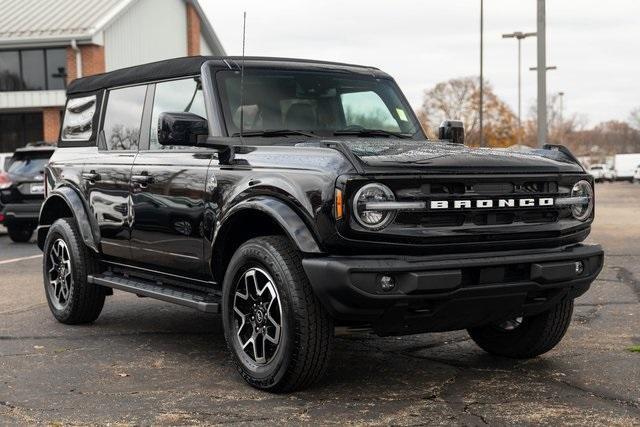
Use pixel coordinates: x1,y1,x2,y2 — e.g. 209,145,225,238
8,225,34,243
43,218,106,324
222,235,333,392
467,298,574,358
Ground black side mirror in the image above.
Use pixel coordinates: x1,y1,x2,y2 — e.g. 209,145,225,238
158,112,208,146
438,120,465,144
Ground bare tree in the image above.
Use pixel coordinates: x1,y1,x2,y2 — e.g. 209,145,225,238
418,77,518,147
524,94,587,147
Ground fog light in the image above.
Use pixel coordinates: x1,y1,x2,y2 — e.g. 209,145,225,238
575,261,585,275
379,275,396,292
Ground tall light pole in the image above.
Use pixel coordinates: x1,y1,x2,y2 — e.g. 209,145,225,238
530,65,557,137
479,0,484,147
558,91,565,143
536,0,547,148
502,31,536,145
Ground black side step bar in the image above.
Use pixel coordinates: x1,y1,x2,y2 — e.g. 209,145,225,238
88,273,220,313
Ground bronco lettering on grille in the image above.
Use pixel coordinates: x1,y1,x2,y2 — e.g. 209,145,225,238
429,198,554,209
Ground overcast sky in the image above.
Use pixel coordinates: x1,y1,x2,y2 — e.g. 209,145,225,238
200,0,640,127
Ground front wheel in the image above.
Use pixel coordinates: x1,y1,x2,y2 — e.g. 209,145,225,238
467,298,574,358
7,225,34,242
222,236,333,392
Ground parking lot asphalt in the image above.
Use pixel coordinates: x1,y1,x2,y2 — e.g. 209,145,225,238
1,183,639,425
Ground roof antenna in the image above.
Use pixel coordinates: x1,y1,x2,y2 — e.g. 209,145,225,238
239,11,247,140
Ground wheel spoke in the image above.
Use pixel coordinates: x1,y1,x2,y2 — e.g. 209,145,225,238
253,334,265,364
49,251,58,269
52,242,60,259
60,282,69,301
55,282,63,300
264,317,280,345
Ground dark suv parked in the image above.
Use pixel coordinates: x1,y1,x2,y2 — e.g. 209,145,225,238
1,143,55,242
38,56,603,391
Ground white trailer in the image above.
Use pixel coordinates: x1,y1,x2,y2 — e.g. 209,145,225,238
614,154,640,181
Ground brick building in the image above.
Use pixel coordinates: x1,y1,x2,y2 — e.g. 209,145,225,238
0,0,225,152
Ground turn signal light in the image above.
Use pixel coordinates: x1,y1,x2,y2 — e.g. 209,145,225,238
334,189,344,220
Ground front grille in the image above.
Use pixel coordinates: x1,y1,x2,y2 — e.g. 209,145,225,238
388,176,566,228
341,174,589,251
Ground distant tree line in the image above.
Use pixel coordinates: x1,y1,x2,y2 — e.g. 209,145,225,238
417,76,640,158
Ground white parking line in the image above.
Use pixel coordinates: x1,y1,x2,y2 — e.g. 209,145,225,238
0,254,42,265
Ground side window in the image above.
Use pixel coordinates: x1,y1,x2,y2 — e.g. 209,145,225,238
149,78,205,150
340,91,401,132
102,85,146,151
62,95,96,140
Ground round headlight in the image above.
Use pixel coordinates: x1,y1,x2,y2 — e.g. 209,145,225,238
570,180,594,221
353,183,396,230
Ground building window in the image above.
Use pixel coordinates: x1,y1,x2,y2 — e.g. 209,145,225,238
0,48,67,92
0,113,44,151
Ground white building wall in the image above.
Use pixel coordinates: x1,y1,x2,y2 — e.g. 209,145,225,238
103,0,188,72
0,90,66,110
200,32,213,56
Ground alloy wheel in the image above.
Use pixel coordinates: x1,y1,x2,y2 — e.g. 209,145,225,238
232,267,283,364
47,239,72,310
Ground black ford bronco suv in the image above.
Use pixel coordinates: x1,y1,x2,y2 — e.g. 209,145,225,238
38,56,603,391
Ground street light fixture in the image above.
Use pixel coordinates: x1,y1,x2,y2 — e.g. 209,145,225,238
502,31,536,144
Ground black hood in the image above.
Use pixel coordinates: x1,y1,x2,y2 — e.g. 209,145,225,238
331,139,585,174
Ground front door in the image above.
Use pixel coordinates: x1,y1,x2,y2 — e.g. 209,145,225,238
129,77,212,277
84,84,147,260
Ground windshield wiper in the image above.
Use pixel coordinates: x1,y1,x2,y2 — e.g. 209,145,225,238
333,128,413,139
232,129,316,138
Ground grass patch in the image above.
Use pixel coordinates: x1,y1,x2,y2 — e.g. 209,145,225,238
628,345,640,353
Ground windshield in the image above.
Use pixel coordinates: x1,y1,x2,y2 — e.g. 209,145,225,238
8,152,51,177
215,69,422,139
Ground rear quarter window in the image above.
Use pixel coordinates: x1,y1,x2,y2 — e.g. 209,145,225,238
61,95,97,141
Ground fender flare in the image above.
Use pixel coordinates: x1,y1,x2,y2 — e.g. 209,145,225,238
37,186,99,253
214,196,324,255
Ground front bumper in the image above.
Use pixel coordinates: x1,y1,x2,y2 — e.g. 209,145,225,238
302,244,604,336
1,202,42,224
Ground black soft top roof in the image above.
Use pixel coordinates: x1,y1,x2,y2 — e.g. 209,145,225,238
66,56,387,95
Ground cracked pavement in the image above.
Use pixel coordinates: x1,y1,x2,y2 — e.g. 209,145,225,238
1,183,639,425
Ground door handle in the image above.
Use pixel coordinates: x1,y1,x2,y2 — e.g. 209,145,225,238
82,171,100,182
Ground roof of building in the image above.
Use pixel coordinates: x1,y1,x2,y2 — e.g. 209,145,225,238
0,0,224,53
66,56,385,95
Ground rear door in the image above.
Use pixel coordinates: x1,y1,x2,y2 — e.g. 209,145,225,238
130,77,213,277
83,84,146,260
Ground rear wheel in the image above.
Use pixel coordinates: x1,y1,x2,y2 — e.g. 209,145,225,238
468,298,574,358
7,224,34,243
222,236,333,392
43,218,106,324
